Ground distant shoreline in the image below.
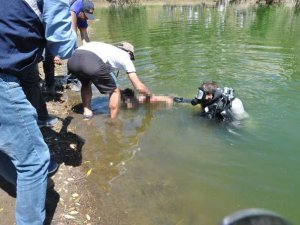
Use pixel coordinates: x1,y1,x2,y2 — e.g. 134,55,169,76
93,0,255,8
93,0,298,8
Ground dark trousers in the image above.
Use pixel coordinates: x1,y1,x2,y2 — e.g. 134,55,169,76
19,64,49,120
42,52,55,87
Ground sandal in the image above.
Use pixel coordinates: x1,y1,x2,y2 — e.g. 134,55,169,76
83,113,93,120
48,160,59,177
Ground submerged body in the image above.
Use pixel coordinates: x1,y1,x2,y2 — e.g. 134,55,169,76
121,88,173,109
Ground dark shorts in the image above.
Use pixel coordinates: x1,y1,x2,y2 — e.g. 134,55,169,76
67,49,117,94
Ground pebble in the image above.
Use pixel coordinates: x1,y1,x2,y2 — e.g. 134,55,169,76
72,193,79,198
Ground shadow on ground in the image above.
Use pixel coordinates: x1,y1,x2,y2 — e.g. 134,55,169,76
0,113,86,225
41,116,85,166
40,115,85,224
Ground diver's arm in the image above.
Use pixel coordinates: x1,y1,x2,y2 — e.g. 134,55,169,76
173,97,194,104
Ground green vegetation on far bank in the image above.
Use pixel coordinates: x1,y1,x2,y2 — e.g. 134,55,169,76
94,0,299,7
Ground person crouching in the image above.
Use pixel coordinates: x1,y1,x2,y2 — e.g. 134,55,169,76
67,41,151,119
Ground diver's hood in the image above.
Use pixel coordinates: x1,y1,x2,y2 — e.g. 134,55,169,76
201,88,223,108
191,88,223,107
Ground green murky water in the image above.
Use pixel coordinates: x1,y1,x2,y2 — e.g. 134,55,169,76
72,5,300,225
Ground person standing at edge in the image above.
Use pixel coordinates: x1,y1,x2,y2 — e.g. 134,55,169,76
0,0,76,224
42,0,95,95
70,0,95,45
67,41,151,119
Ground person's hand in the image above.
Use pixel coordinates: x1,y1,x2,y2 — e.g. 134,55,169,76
53,56,62,65
144,93,152,102
135,86,151,97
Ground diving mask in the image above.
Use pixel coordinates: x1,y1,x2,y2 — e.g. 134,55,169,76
191,87,206,105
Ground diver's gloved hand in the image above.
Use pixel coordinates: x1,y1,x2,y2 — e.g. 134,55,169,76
173,97,194,104
191,98,200,106
173,97,184,103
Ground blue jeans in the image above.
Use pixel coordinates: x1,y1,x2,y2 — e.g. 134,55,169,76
0,74,50,225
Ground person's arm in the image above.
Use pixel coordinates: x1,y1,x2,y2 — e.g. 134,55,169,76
128,72,151,96
42,0,77,59
150,95,173,106
138,95,173,108
70,11,78,33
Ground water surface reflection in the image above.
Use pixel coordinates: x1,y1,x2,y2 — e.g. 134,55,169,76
73,5,300,225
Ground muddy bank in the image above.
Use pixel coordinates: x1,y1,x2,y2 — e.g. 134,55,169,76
0,79,101,224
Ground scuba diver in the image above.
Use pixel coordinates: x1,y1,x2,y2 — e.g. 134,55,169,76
174,81,248,122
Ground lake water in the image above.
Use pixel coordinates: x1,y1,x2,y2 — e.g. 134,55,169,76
71,5,300,225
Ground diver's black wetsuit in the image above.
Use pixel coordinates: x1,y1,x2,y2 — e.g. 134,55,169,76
173,87,236,122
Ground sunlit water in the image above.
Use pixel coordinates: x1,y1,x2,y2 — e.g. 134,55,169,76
70,5,300,225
